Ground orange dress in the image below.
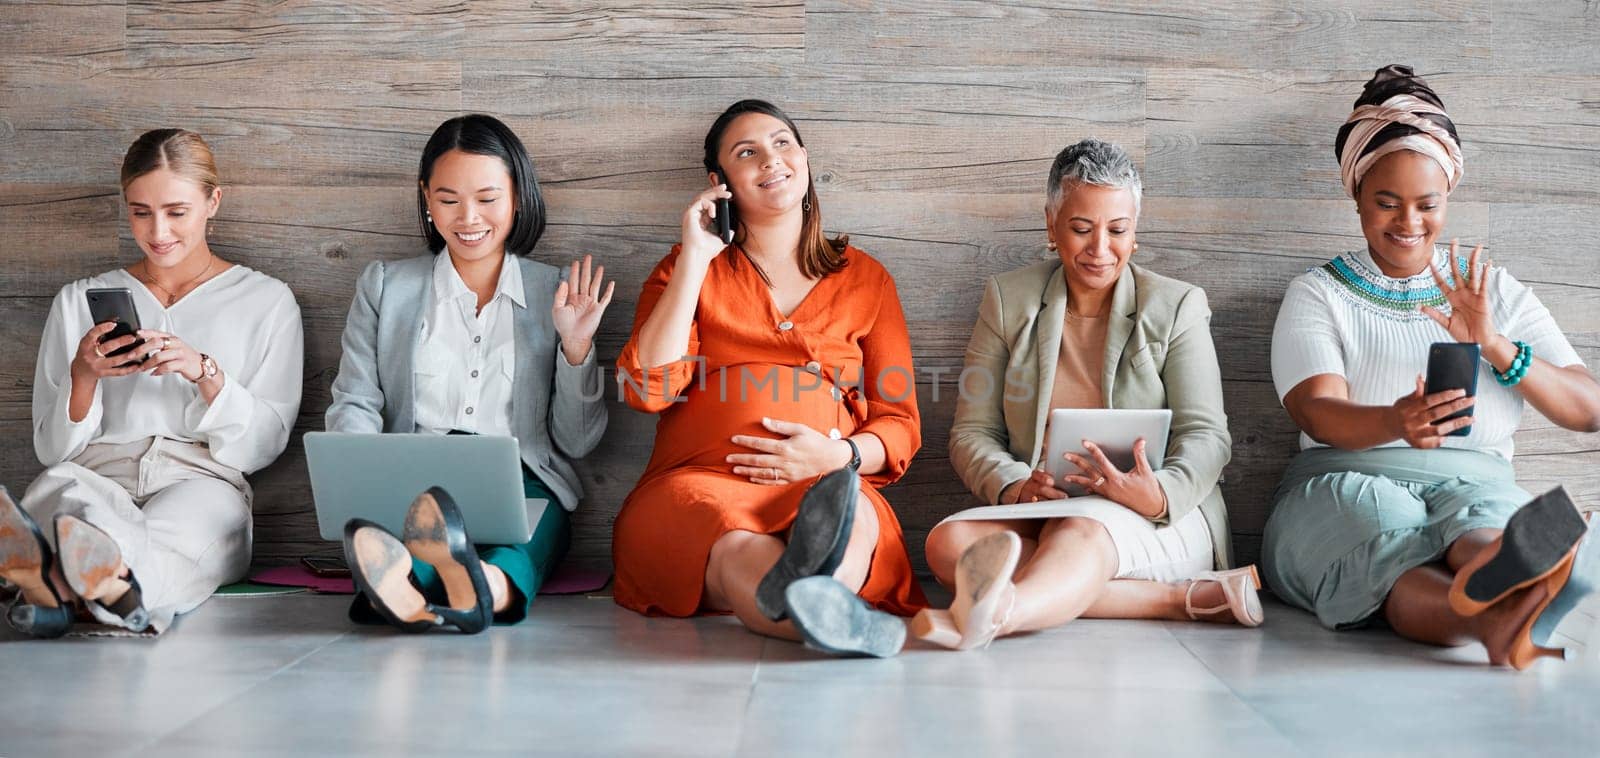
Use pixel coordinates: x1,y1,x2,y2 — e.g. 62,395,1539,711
613,244,927,617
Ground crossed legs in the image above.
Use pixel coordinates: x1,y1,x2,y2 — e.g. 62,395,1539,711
701,490,879,641
923,516,1236,641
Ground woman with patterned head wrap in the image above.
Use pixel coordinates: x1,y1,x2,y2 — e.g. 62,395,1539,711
1264,65,1600,669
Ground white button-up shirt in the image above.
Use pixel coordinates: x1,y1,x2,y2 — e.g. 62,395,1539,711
413,253,521,437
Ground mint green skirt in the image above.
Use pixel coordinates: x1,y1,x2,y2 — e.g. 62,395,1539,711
1262,447,1530,629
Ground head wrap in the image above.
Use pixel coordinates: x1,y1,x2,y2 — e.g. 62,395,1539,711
1335,66,1463,199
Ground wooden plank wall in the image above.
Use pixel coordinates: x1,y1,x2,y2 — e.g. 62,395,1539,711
3,1,1598,574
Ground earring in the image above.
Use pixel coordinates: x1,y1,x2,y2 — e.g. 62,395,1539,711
1046,240,1057,251
426,211,433,224
207,223,214,236
803,199,812,212
1132,241,1139,251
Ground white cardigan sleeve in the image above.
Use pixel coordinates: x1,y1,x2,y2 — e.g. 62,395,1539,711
32,286,103,466
183,285,304,473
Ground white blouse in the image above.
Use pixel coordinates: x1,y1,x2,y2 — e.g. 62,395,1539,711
33,265,304,474
412,253,519,437
1271,247,1583,460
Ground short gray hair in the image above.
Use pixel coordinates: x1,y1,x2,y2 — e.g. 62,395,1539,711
1046,138,1142,217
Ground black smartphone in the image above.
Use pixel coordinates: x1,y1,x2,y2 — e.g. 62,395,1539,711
1426,342,1480,437
300,556,351,578
713,167,735,244
715,197,735,244
84,287,146,362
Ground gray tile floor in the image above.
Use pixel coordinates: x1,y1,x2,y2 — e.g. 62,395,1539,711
2,588,1598,758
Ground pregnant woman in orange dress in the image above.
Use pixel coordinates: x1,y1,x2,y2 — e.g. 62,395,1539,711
612,99,926,657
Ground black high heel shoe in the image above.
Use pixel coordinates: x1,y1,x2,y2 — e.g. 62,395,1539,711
344,518,442,633
0,487,73,638
55,513,149,632
401,487,493,634
343,487,492,634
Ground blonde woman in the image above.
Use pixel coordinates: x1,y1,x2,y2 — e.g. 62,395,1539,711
0,129,303,636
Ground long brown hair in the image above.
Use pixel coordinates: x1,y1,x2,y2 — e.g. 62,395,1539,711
702,99,848,282
120,128,221,195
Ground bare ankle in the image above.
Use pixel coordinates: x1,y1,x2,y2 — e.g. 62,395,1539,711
482,562,511,613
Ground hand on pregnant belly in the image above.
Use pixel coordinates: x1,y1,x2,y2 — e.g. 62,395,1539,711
727,417,852,486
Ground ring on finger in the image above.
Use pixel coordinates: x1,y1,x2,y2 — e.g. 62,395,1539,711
1094,476,1107,488
93,347,105,359
161,337,171,350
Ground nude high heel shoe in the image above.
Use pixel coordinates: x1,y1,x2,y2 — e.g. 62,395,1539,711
911,532,1023,651
0,487,72,638
951,531,1022,650
55,514,148,632
1450,487,1585,617
1504,559,1573,671
1185,565,1265,628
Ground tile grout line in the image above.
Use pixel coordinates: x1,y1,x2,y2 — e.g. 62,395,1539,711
1165,624,1310,755
117,629,356,757
726,640,766,758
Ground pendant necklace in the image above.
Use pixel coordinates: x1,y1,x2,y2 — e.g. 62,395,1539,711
139,255,217,306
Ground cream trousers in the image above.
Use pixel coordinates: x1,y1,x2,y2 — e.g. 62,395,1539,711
20,437,251,633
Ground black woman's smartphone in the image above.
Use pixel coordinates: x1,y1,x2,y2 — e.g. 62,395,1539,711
84,287,146,363
1426,342,1480,436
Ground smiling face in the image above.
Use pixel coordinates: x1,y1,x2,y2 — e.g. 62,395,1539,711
1356,149,1450,277
713,112,809,222
124,168,219,272
423,149,516,263
1046,182,1139,296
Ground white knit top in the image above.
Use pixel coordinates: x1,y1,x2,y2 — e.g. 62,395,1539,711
1271,247,1583,460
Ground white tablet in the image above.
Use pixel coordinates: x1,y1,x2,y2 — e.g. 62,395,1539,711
1042,408,1172,495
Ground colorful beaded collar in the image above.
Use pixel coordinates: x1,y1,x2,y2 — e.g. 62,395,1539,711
1313,248,1469,318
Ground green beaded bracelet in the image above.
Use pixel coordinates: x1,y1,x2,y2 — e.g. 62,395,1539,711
1494,341,1532,386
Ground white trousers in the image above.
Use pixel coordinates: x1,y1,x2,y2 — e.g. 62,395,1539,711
20,437,251,633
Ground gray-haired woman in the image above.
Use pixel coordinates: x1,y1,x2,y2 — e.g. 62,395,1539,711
913,139,1262,650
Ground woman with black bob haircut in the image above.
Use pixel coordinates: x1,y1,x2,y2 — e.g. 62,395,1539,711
327,113,613,633
416,114,547,258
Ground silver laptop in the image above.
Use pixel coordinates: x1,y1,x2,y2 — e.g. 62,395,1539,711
305,432,548,544
1042,408,1172,496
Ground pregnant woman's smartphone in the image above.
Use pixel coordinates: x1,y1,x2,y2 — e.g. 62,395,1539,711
715,197,735,244
1426,342,1480,437
85,287,146,364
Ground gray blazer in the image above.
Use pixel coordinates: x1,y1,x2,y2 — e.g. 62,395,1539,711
948,259,1234,569
325,255,606,512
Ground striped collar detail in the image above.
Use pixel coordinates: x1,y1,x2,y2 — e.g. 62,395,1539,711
1313,248,1467,319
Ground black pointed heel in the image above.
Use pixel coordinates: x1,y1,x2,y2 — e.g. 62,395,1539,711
344,518,439,633
55,513,149,632
400,487,493,634
0,487,72,638
756,467,860,622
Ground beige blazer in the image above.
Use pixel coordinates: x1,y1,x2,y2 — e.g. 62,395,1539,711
949,259,1234,569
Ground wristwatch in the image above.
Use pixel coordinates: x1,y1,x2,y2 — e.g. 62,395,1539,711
195,353,219,384
842,436,861,471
